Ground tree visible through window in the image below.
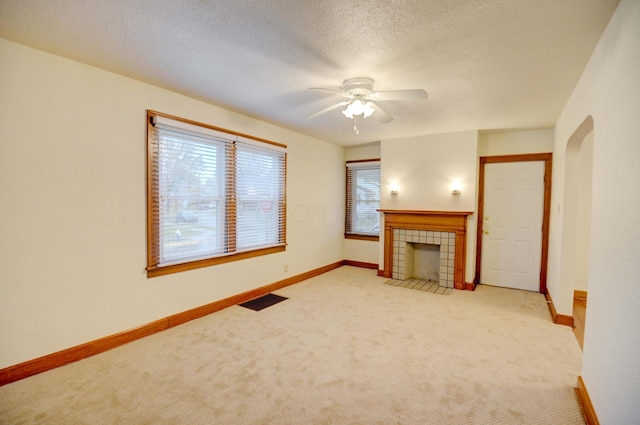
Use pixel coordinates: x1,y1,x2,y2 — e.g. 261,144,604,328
147,111,286,277
345,160,380,240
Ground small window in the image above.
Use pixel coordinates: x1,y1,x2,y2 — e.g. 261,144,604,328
345,159,380,240
147,111,286,277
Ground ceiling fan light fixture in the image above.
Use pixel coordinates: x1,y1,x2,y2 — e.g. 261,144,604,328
362,102,375,118
342,98,375,119
341,108,354,119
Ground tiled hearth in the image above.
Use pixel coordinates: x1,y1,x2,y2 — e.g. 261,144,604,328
380,210,473,290
392,229,455,287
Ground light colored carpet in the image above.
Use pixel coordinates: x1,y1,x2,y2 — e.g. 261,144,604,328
0,266,584,424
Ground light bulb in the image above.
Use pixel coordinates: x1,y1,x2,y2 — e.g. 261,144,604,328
450,181,462,196
362,102,375,118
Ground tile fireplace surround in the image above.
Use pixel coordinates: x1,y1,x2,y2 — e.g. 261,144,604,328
379,210,473,290
392,229,456,287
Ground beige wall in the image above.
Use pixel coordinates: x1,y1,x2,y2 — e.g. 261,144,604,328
380,131,479,282
0,39,345,368
344,142,380,162
574,132,593,291
478,128,553,156
551,0,640,421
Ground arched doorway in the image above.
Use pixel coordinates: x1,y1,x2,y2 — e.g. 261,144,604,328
560,116,594,349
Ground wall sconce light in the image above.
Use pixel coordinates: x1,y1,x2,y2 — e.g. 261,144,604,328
450,181,462,196
390,183,399,196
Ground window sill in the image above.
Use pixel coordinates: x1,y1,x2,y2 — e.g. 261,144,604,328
147,245,286,278
345,234,380,242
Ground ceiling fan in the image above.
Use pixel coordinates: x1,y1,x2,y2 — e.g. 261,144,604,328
306,77,428,135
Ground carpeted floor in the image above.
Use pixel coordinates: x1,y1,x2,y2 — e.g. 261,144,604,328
0,266,584,424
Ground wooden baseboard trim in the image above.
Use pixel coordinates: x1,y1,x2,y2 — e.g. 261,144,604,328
574,290,588,299
576,376,600,425
0,260,344,386
343,260,378,269
0,319,168,387
554,314,574,327
167,260,344,328
454,281,476,291
378,269,391,278
544,291,575,327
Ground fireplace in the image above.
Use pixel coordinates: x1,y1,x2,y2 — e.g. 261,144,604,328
379,210,473,290
392,230,455,287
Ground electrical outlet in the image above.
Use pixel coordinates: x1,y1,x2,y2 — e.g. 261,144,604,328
284,265,288,272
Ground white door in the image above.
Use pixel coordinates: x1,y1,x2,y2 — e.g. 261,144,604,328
481,161,545,291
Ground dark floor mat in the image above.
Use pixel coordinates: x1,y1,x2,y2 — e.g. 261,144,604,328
239,293,288,311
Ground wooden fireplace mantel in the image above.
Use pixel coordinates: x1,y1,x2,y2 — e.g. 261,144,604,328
379,210,473,290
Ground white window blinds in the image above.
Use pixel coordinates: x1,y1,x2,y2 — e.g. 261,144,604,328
148,113,286,271
155,125,230,265
346,160,380,236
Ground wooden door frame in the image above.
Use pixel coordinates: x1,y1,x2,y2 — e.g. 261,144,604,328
475,153,553,294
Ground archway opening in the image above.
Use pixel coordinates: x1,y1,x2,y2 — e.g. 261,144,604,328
560,116,593,349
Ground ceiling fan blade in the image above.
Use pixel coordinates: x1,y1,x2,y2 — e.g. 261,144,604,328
374,89,428,101
306,100,351,119
309,87,346,96
370,102,394,123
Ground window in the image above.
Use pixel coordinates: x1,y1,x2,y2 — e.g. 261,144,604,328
345,159,380,240
147,111,286,277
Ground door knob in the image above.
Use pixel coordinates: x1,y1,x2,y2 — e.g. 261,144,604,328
484,230,490,234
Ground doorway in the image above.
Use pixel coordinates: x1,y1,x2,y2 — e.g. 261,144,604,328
476,153,552,293
561,116,594,349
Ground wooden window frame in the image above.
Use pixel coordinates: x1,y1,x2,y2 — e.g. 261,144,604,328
345,159,381,241
146,110,287,278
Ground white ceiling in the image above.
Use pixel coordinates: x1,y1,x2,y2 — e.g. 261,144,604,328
0,0,619,146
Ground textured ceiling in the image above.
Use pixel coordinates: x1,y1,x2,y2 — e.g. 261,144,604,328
0,0,620,146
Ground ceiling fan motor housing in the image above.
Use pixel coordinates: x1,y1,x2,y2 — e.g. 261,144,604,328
343,77,375,98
